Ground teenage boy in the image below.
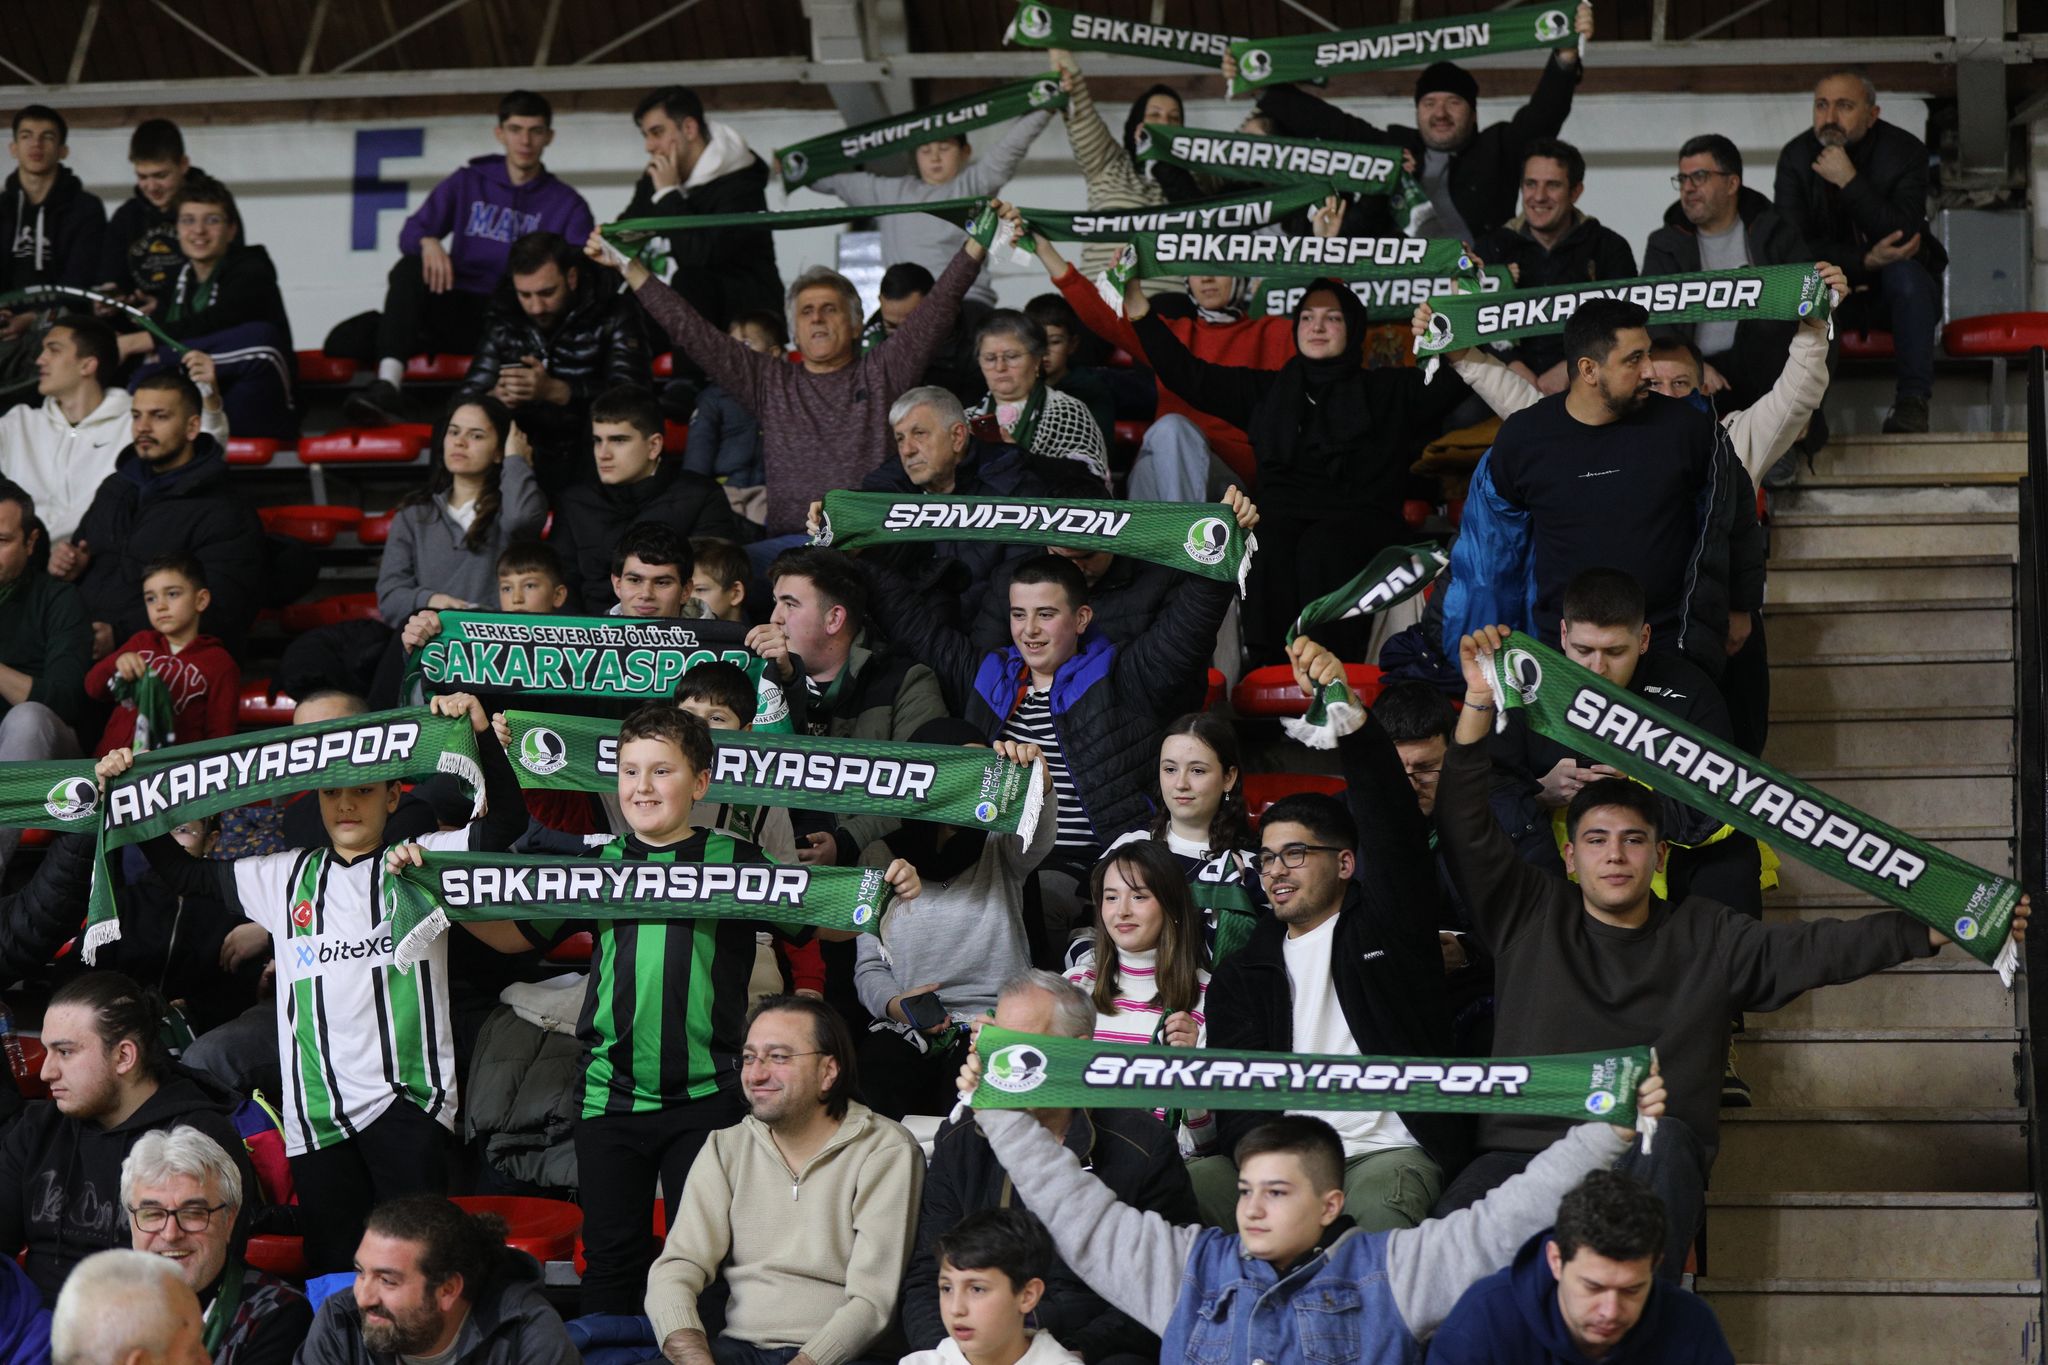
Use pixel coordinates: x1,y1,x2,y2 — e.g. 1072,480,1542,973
105,690,528,1276
396,703,921,1315
610,522,698,619
83,556,239,755
904,1209,1082,1365
956,1057,1666,1362
341,91,596,425
99,118,198,297
688,536,750,622
550,386,739,613
1,105,106,296
496,539,571,613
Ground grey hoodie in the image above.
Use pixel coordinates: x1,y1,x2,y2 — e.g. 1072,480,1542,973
374,453,546,624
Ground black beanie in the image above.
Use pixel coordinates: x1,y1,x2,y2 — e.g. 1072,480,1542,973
1414,61,1479,106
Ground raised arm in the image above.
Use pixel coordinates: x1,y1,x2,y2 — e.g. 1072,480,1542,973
955,110,1055,196
594,231,775,414
873,243,986,393
1254,83,1386,145
1129,309,1269,432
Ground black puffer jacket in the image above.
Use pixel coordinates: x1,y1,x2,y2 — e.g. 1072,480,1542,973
547,458,742,613
1773,119,1946,287
1254,53,1582,241
74,436,268,645
619,152,782,329
298,1246,578,1365
901,1108,1197,1359
1206,709,1468,1176
458,270,653,458
972,553,1205,717
865,560,1234,846
0,833,95,991
1642,186,1808,371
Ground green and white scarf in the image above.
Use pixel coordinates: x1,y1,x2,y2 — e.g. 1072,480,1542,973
1132,124,1403,196
1284,544,1450,748
1132,230,1477,284
815,490,1257,596
1253,266,1512,322
1415,265,1835,374
386,851,900,968
776,77,1068,192
0,285,188,353
117,671,179,753
970,1026,1651,1125
1191,850,1261,966
503,711,1045,839
1228,5,1578,95
402,612,755,701
77,708,484,959
1477,635,2024,981
1005,2,1239,66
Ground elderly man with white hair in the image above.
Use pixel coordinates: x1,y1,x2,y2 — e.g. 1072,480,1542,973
122,1127,310,1365
50,1247,206,1365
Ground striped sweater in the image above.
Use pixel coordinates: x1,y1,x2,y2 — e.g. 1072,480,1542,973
1066,945,1214,1153
1059,69,1178,293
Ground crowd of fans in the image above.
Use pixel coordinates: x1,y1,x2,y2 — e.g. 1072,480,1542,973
0,10,1983,1362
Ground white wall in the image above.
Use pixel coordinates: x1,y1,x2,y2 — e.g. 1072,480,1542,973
60,89,1924,347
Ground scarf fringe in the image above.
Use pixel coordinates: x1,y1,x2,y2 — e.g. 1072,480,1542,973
441,752,486,821
1995,935,2019,989
1237,530,1258,598
1015,758,1049,846
394,908,450,973
1281,684,1363,751
1480,650,1511,734
80,917,121,966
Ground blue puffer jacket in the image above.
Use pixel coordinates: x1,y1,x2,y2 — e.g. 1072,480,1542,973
1165,1219,1417,1365
1440,450,1535,656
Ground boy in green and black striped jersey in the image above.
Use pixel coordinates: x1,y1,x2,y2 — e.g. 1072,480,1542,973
106,691,527,1277
392,701,924,1314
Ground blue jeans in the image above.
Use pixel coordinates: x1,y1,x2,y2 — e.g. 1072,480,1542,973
1838,258,1939,399
744,532,811,607
712,1339,892,1365
1127,412,1233,503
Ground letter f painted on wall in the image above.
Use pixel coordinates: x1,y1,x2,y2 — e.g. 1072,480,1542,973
351,128,423,250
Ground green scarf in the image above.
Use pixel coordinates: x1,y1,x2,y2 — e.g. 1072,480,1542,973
1132,230,1477,283
984,384,1046,454
1283,544,1450,748
117,671,179,753
80,708,484,959
1228,5,1578,94
776,77,1068,191
0,286,188,353
200,1260,246,1354
503,711,1045,839
1190,849,1260,966
1477,635,2023,981
1132,124,1402,195
971,1026,1650,1124
402,612,755,701
386,851,900,968
1252,265,1513,322
1416,265,1835,369
815,490,1257,596
1005,2,1239,66
0,761,102,834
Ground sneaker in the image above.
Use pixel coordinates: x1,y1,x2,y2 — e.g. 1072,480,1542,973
1881,394,1930,434
343,378,410,427
1721,1042,1752,1108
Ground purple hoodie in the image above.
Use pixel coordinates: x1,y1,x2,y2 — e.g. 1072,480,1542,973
398,154,595,296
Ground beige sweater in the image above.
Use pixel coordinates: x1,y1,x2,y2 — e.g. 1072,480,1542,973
645,1101,924,1365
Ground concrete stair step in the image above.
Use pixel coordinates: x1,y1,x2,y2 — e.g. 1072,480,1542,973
1768,834,2011,898
1713,1108,2027,1192
1795,470,2022,489
1769,659,2012,715
1737,1028,2019,1108
1767,606,2012,666
1754,958,2015,1029
1767,716,2014,771
1771,483,2018,519
1704,1192,2040,1280
1701,1277,2040,1365
1740,773,2014,832
1763,558,2014,604
1810,432,2026,477
1770,519,2017,562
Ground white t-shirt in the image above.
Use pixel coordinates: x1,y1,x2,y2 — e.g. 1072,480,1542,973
235,827,469,1156
1281,913,1418,1159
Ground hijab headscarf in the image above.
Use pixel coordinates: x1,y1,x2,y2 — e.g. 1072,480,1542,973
1244,278,1374,488
1123,85,1204,204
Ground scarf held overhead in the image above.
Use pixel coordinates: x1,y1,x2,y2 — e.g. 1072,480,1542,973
1005,2,1240,66
1132,124,1403,195
814,490,1257,596
1284,543,1450,748
503,711,1045,839
1229,5,1577,94
403,612,755,700
775,77,1068,191
971,1026,1650,1125
386,851,900,968
1478,635,2023,981
1133,230,1477,284
1255,265,1512,322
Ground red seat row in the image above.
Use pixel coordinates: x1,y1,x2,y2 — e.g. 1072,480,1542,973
293,352,475,386
1232,663,1383,719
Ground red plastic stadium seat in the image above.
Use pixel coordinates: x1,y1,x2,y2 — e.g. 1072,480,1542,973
1446,497,1465,527
239,679,298,728
1242,772,1346,824
1231,663,1383,718
653,353,674,379
299,424,433,463
1105,347,1135,369
403,353,473,383
244,1234,307,1279
452,1196,582,1264
225,437,279,467
281,593,380,634
1112,419,1150,456
1837,329,1895,361
296,351,357,385
1942,312,2048,356
1402,499,1432,531
546,932,594,964
258,504,364,547
664,420,690,455
358,511,395,546
1204,668,1225,712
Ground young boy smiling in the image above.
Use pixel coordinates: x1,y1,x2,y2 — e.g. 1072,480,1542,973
84,555,238,755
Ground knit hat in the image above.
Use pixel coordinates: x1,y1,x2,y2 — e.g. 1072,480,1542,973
1414,61,1479,105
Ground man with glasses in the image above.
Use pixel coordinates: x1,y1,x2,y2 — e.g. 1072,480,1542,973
1642,133,1809,413
123,1126,312,1364
1192,635,1457,1230
646,995,923,1365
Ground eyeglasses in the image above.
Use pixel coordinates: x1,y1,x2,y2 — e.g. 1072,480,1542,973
1253,844,1345,872
130,1201,230,1234
738,1048,824,1070
978,351,1032,367
1670,170,1731,190
1404,767,1443,787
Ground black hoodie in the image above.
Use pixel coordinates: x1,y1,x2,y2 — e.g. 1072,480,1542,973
0,1066,259,1305
0,166,107,291
1131,278,1470,525
156,242,295,349
99,168,208,295
547,457,743,613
